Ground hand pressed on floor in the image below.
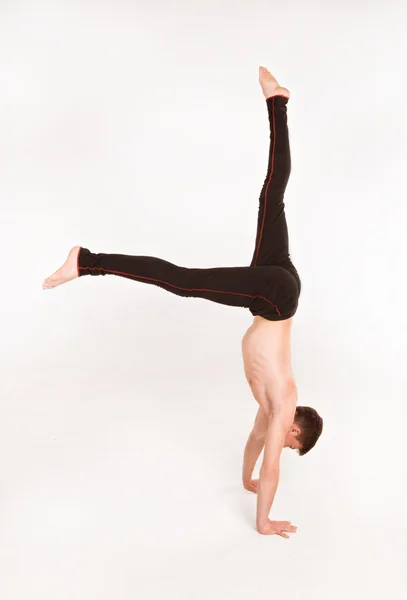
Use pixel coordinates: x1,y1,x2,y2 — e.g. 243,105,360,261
257,520,297,538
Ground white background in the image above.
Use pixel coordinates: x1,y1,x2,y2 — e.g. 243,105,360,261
1,1,406,598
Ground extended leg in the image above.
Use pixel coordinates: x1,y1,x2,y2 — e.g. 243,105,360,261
77,247,290,317
250,92,291,268
250,67,296,271
42,246,299,320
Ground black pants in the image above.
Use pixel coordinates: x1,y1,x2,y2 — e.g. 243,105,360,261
78,95,301,321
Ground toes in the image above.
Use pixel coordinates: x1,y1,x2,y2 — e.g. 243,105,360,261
43,277,56,289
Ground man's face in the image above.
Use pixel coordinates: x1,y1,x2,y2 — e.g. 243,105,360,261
284,424,302,452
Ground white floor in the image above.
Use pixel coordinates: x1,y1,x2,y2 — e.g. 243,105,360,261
1,353,405,599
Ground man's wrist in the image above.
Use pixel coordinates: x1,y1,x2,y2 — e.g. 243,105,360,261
256,521,269,534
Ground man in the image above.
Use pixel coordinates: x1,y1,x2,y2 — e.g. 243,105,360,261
43,66,323,537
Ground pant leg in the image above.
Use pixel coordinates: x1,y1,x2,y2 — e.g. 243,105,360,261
77,247,298,319
250,95,292,268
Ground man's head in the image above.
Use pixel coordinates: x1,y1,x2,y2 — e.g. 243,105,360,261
284,406,323,456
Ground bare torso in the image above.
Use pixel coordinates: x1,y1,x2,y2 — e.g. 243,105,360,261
242,316,294,396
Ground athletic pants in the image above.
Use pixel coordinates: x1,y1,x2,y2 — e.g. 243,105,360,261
77,95,301,321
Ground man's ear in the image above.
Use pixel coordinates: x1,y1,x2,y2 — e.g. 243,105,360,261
291,425,301,436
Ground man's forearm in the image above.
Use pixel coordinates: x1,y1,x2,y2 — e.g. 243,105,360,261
256,415,285,528
255,381,297,530
256,465,280,529
242,432,265,484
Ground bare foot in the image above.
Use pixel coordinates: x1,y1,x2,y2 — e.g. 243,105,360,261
259,66,290,100
42,246,81,290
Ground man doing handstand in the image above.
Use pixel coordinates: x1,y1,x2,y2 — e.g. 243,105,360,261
43,67,323,537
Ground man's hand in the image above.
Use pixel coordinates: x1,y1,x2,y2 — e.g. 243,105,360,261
257,519,297,538
243,479,259,494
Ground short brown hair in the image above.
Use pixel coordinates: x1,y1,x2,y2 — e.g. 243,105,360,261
295,406,323,456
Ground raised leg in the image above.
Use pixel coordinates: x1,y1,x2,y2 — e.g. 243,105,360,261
76,247,297,319
250,93,292,268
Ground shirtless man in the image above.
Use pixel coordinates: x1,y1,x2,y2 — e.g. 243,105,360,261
43,66,323,537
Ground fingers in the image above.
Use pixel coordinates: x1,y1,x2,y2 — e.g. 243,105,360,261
258,519,298,537
277,528,296,538
274,521,297,537
272,521,296,528
279,522,297,532
280,525,297,533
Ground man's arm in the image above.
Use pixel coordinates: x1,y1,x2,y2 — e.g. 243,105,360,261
254,378,297,534
242,407,268,490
